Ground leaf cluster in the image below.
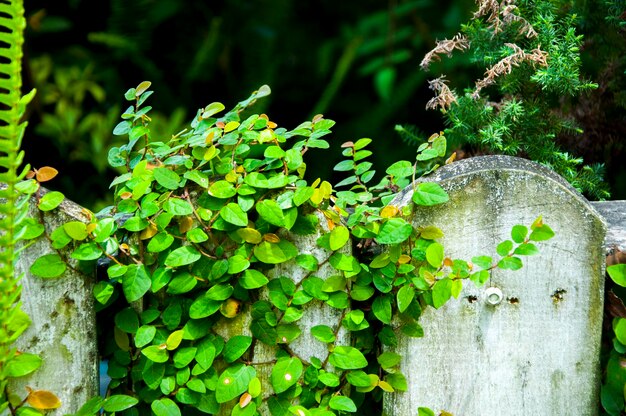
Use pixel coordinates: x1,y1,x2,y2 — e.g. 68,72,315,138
422,0,609,200
23,83,555,416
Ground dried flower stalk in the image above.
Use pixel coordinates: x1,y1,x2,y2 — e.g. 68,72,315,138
425,77,458,111
420,34,469,70
472,43,548,98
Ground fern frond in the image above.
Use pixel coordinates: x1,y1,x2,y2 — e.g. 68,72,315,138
0,0,36,408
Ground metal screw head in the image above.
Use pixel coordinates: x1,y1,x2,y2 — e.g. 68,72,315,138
485,287,503,306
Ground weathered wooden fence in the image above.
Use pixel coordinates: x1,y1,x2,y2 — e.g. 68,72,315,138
11,155,626,415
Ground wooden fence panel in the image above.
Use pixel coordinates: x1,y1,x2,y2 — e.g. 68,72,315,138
383,156,606,416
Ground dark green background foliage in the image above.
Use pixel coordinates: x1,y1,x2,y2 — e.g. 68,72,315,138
22,0,626,206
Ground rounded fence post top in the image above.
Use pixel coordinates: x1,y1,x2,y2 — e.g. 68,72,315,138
394,155,607,229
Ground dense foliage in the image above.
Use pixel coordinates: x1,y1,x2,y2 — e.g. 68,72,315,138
20,83,553,416
419,0,608,198
21,0,626,207
5,0,626,414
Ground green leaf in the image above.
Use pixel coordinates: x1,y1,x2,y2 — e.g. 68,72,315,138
167,272,198,294
63,221,88,240
251,319,277,346
354,138,372,150
30,254,66,278
165,246,201,267
187,228,209,243
615,318,626,346
498,257,523,270
608,264,626,287
223,335,253,363
102,395,139,412
418,407,435,416
153,168,181,190
328,346,368,370
92,218,116,242
264,145,286,159
319,371,340,387
293,186,314,206
253,240,297,264
311,325,336,343
344,371,371,388
376,218,413,245
377,352,402,368
514,243,539,256
351,284,375,301
5,352,41,377
75,397,105,416
147,232,175,252
370,253,390,268
511,225,528,244
173,347,197,368
123,216,148,231
115,307,139,333
38,191,64,211
329,396,357,413
203,102,225,118
329,225,350,250
426,242,444,268
256,200,285,227
529,224,555,241
432,278,452,308
228,255,250,274
135,325,156,348
195,339,216,369
207,284,234,300
216,364,255,403
397,285,415,313
122,264,151,302
94,281,114,304
151,398,181,416
220,203,248,226
142,345,169,363
164,198,194,216
416,148,439,161
183,170,209,188
420,225,444,240
386,160,413,178
497,240,513,256
71,242,104,261
189,296,221,319
295,254,318,271
241,269,269,289
334,160,355,172
372,295,392,324
209,180,237,198
277,324,301,343
472,256,492,269
271,357,303,394
285,148,303,170
412,182,449,206
329,253,361,274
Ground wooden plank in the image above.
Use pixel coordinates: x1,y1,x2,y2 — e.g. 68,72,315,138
11,191,98,414
384,156,606,416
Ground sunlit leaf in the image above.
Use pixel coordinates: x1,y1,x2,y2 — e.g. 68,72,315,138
30,253,66,278
26,388,61,410
35,166,58,182
38,191,64,211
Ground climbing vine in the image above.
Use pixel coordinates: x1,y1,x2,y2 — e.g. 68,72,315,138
22,82,554,415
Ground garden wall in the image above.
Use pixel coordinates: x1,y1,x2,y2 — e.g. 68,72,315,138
13,155,625,415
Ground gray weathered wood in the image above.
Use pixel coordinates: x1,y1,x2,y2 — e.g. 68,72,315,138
11,192,98,414
592,200,626,253
383,155,606,416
